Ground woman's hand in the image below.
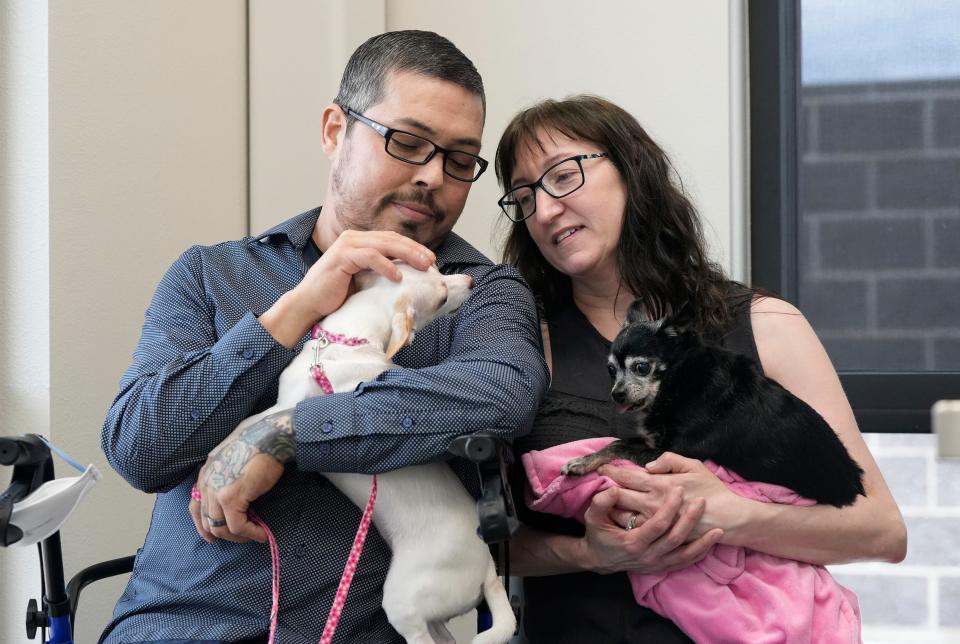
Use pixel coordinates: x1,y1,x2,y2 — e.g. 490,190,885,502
600,452,752,542
578,479,723,575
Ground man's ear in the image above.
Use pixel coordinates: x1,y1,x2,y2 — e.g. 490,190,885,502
321,104,348,159
385,295,416,359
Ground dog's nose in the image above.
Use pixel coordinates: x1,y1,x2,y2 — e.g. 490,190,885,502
611,389,626,404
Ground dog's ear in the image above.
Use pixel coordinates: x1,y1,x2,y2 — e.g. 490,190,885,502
385,294,416,359
625,300,646,326
661,314,687,338
661,300,691,337
638,317,665,334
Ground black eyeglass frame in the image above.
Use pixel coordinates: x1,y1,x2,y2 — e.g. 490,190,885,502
497,153,610,222
343,107,488,183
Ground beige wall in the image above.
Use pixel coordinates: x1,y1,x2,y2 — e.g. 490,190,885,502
0,1,745,641
49,0,248,639
1,2,248,642
251,0,746,272
249,0,387,227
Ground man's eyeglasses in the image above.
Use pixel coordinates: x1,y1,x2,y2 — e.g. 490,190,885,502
343,107,488,182
497,153,609,222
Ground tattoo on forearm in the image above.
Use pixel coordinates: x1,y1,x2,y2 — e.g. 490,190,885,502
204,440,256,490
240,410,296,465
203,410,296,492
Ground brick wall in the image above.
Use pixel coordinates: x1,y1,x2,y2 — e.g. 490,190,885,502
829,433,960,641
801,80,959,639
799,79,960,371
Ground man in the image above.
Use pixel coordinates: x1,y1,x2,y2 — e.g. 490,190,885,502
100,30,547,644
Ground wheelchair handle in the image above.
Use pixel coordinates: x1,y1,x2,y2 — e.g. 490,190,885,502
448,431,519,544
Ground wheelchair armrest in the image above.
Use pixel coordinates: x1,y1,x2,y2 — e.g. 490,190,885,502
67,555,135,622
447,431,519,544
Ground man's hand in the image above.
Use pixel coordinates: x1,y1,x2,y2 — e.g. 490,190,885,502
260,230,436,349
189,410,296,544
578,465,724,575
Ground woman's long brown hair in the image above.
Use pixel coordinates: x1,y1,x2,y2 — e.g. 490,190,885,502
495,95,753,338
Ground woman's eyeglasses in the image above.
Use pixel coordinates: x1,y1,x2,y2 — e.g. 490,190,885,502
498,153,609,222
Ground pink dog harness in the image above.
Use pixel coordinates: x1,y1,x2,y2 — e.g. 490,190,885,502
309,324,369,394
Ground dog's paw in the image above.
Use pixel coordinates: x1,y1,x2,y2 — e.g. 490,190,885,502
561,457,594,476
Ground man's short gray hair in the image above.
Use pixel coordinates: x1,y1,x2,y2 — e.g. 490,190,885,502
334,30,485,120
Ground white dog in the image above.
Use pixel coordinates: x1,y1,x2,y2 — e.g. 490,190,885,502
236,263,515,644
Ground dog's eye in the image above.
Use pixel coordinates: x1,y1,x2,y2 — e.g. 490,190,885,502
631,361,652,377
607,363,616,377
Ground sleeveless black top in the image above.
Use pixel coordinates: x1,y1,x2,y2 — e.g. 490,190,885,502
512,298,760,643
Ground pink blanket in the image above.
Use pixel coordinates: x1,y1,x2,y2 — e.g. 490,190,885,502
522,437,861,644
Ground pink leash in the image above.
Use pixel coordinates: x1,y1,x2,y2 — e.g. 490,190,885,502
249,512,281,643
320,475,378,643
308,326,379,640
194,325,377,642
230,477,378,644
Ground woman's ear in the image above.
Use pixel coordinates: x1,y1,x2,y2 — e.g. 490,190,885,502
321,104,347,159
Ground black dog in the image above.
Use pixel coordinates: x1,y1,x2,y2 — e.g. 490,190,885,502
561,303,865,507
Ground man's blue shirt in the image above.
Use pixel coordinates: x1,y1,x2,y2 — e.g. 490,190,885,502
100,208,547,643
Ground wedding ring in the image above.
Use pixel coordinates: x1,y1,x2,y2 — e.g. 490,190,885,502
625,512,639,531
206,516,227,528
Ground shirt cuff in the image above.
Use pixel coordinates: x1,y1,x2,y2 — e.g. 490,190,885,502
208,311,297,392
292,387,462,471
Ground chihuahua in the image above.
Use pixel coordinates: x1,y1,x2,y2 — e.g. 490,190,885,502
561,301,865,508
235,263,514,644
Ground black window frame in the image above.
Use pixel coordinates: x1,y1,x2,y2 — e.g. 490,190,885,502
748,0,960,433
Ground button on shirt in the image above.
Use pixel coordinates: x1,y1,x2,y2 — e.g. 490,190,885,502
99,208,547,644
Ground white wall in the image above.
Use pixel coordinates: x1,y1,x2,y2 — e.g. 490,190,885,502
0,2,248,642
0,1,745,641
0,1,49,640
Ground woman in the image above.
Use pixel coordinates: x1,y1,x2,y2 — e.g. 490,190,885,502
495,95,907,642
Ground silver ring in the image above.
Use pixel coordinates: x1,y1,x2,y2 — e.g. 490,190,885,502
206,516,227,528
625,512,639,531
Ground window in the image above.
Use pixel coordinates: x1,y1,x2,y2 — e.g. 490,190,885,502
749,0,960,432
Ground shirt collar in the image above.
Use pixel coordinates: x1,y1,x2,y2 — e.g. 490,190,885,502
251,206,494,269
251,207,321,250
